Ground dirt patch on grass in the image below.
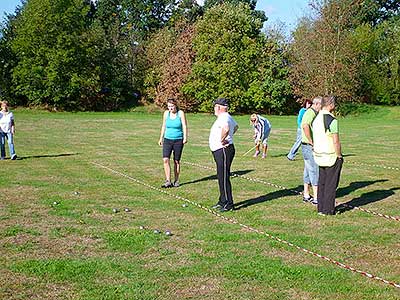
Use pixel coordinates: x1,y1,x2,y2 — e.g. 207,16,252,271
166,277,222,298
0,269,77,300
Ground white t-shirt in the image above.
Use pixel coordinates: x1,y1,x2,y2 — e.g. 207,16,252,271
0,111,14,133
209,112,238,152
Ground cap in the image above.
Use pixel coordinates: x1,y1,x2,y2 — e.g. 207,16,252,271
213,97,228,107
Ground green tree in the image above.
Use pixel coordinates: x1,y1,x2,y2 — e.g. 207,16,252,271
0,3,25,104
351,18,400,104
290,0,361,102
182,3,290,113
11,0,101,110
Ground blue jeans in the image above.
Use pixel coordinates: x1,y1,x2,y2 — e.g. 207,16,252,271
1,132,16,158
302,144,318,186
287,128,301,160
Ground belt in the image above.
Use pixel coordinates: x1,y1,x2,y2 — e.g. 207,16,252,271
301,142,312,146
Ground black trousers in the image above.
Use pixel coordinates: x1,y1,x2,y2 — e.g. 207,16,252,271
317,158,343,214
212,144,235,209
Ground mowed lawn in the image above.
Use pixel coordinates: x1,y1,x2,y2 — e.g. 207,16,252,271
0,107,399,300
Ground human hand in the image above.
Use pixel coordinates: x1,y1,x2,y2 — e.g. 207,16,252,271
183,138,187,144
158,139,163,146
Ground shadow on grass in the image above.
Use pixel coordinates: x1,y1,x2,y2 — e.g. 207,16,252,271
18,153,79,160
336,179,388,198
270,153,288,158
336,187,400,214
180,169,254,186
235,185,303,210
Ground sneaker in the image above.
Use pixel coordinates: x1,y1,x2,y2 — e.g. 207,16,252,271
311,199,318,205
219,205,234,212
211,204,222,209
253,151,260,157
302,195,313,203
262,154,266,159
287,156,294,161
11,154,17,160
173,181,179,187
161,181,173,188
318,212,327,216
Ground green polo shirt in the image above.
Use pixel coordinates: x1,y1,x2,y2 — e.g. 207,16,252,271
301,108,317,143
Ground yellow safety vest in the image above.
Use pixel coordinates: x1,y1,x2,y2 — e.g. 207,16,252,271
312,110,337,167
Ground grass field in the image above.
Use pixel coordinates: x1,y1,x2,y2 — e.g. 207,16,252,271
0,106,399,300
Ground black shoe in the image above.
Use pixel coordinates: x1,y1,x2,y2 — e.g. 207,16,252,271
211,204,222,209
11,154,17,160
302,195,313,203
219,205,234,213
161,181,173,188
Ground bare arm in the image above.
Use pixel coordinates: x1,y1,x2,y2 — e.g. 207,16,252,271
302,123,313,145
221,123,229,145
180,111,188,144
332,133,342,158
158,111,167,146
11,119,15,135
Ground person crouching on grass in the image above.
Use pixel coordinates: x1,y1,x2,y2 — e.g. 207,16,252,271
0,101,17,160
158,98,188,188
250,114,271,159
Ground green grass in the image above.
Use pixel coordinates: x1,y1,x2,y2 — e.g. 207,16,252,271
0,106,399,299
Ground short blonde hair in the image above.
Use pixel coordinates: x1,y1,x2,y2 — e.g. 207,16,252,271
250,113,258,124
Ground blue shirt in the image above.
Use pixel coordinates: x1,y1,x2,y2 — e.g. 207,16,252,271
165,111,183,140
297,108,307,128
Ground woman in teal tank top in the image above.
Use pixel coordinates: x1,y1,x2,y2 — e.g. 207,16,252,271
158,99,188,188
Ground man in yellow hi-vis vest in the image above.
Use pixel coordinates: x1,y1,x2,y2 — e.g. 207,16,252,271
312,96,343,215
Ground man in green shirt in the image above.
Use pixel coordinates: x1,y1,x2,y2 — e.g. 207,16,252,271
300,96,322,204
312,96,343,215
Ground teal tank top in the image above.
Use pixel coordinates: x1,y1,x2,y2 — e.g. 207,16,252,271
165,111,183,140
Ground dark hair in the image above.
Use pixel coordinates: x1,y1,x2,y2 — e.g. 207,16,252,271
167,98,179,111
302,99,312,108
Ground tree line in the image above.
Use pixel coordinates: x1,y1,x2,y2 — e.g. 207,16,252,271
0,0,398,113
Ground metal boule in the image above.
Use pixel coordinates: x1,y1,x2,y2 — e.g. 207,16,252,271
112,208,119,213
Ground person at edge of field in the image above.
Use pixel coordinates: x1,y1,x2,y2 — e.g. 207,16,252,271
158,98,188,188
0,101,17,160
287,99,312,161
209,97,238,213
312,96,343,215
250,113,271,159
300,96,322,205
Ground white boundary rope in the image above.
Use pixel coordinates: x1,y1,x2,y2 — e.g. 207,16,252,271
91,161,400,289
182,161,400,222
345,160,400,171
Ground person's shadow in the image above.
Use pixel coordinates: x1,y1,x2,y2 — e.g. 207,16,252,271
336,179,388,198
180,169,254,186
235,185,303,210
17,153,78,160
336,187,400,214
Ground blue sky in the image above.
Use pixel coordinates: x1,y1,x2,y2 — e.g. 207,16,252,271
1,0,309,33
